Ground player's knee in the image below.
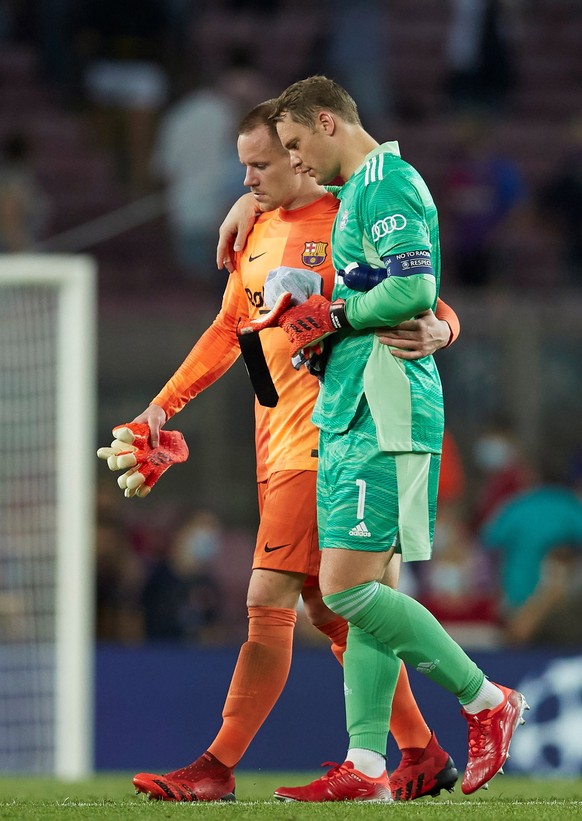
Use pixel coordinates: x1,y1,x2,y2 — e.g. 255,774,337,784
301,591,336,626
380,553,401,589
246,568,305,609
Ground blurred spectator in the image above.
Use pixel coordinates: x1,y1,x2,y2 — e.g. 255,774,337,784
96,518,145,642
398,429,471,600
142,509,225,642
537,117,582,286
417,504,499,643
444,0,518,113
0,132,50,252
95,479,145,641
150,54,269,288
414,428,500,646
471,417,535,530
442,114,527,287
439,428,467,505
322,0,392,129
72,0,171,195
481,481,582,646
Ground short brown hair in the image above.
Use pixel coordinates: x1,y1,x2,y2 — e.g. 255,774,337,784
271,76,361,129
238,99,279,138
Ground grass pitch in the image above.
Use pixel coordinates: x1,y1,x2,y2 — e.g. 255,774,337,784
0,773,581,820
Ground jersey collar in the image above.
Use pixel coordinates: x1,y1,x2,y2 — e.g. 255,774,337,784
352,140,401,179
278,192,337,222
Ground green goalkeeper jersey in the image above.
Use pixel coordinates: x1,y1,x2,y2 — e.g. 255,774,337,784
313,141,444,453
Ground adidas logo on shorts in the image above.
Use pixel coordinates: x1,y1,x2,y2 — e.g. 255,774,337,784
349,521,371,537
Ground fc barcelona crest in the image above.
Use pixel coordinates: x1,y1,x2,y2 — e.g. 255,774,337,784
301,241,328,268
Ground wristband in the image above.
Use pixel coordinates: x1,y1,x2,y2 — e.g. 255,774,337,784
329,299,349,330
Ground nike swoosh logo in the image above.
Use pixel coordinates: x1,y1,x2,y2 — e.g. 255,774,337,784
264,542,290,553
249,252,267,262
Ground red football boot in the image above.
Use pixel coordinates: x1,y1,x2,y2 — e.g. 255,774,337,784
132,752,235,801
274,761,392,802
461,684,529,794
390,731,458,800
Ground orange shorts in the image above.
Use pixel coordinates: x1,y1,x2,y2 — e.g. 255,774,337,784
253,469,320,578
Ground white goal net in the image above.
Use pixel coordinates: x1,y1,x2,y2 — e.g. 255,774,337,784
0,255,96,778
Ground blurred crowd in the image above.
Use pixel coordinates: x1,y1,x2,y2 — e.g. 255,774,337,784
1,0,582,289
2,1,582,649
91,420,582,650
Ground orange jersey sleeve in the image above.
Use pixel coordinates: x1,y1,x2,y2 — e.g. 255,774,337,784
235,193,339,482
152,271,249,417
435,297,460,347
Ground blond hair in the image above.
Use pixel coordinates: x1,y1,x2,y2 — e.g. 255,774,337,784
271,76,361,129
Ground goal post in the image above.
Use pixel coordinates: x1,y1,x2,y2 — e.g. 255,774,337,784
0,254,97,778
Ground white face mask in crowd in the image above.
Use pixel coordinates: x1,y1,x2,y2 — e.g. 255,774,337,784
473,434,518,472
186,527,221,563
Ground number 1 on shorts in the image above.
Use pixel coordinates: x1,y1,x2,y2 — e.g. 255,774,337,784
355,478,367,520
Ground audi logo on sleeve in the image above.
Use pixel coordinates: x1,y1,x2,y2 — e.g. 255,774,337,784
371,214,407,240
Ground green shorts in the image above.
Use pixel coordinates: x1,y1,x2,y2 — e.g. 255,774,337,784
316,399,440,561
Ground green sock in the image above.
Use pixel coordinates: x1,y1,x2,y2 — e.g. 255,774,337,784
324,582,484,704
343,624,400,755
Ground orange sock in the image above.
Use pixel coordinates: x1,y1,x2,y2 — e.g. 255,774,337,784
316,616,348,665
208,605,296,768
389,662,431,750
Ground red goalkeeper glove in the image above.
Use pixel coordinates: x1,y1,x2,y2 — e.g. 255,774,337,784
238,291,294,334
97,422,189,498
239,293,349,356
97,423,150,470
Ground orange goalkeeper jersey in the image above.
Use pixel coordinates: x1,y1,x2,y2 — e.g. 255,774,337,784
152,192,459,483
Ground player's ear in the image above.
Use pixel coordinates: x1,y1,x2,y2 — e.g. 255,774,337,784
319,111,336,135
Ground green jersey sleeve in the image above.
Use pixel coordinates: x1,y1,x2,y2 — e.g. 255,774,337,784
344,272,436,329
361,167,433,257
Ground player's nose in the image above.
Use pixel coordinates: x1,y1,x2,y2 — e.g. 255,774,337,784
243,168,258,187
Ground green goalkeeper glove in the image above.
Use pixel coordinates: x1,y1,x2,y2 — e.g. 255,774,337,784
97,423,189,498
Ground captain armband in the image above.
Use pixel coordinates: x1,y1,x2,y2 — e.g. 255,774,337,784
339,250,434,292
383,250,434,278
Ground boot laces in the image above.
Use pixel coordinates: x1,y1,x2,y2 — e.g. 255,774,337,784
468,714,492,757
320,762,344,780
